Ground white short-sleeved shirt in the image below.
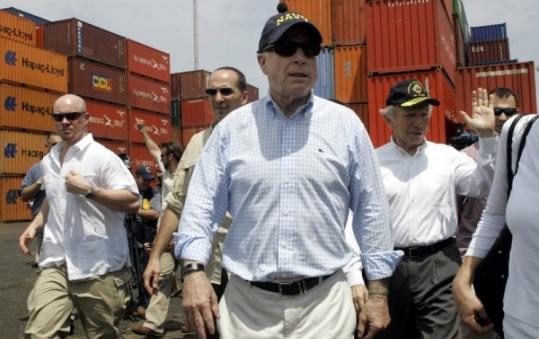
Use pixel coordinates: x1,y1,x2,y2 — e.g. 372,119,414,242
40,134,139,280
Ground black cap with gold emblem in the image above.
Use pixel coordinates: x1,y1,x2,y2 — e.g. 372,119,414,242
386,79,440,107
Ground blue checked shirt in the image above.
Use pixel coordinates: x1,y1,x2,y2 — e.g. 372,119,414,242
175,94,401,281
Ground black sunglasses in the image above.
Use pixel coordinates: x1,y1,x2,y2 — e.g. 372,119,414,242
205,88,236,96
52,112,85,122
493,107,517,117
264,40,321,58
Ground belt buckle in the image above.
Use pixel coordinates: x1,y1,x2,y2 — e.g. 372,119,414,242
278,280,306,295
407,246,421,258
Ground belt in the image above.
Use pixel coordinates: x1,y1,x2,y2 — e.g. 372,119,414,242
396,237,456,259
249,273,334,296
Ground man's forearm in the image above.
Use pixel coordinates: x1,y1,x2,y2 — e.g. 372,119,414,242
91,188,139,212
20,181,42,201
150,207,180,260
367,279,389,294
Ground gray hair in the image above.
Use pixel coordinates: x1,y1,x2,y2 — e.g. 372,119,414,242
380,104,433,120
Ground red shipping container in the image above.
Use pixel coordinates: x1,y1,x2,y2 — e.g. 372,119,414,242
367,0,456,84
86,100,128,141
332,0,367,45
181,126,207,148
367,69,456,147
129,142,158,174
0,176,31,222
127,74,170,114
180,70,210,100
69,57,127,105
285,0,333,47
181,98,213,127
170,73,181,100
345,103,369,127
247,84,259,103
126,40,170,83
456,62,537,122
128,109,171,145
41,18,126,69
335,45,368,103
467,39,510,66
94,138,128,155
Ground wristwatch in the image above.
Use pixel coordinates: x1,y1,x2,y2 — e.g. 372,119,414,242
83,185,95,199
182,263,205,277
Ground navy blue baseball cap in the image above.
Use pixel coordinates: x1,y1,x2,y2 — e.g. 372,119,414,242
135,166,154,180
386,79,440,107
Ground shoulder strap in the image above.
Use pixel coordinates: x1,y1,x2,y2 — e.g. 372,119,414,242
507,114,539,196
506,114,524,196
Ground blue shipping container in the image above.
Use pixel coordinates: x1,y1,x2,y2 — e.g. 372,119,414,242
470,23,507,42
314,48,335,100
1,7,50,25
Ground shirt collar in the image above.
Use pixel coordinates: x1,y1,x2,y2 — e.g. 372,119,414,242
263,92,315,119
389,136,428,156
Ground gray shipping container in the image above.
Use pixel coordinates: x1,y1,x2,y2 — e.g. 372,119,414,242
314,47,335,100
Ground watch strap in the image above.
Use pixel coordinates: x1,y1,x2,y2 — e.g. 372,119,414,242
182,263,205,277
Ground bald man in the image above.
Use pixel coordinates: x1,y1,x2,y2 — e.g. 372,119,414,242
19,94,140,338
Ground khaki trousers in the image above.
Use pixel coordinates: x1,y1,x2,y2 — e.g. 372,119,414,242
218,271,356,339
25,266,131,339
142,252,178,333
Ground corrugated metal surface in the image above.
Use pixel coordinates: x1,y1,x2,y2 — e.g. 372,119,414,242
367,0,456,84
170,126,182,146
246,84,260,103
42,18,126,69
456,62,537,122
127,74,170,114
170,73,181,100
126,40,170,83
467,39,510,66
367,69,456,147
0,11,36,46
86,100,128,141
285,0,332,46
345,103,369,127
69,57,127,105
332,0,367,45
335,45,367,103
314,47,335,100
2,7,50,25
0,37,68,93
181,126,207,148
128,109,171,145
180,70,210,100
171,100,181,127
0,130,48,174
94,138,128,155
452,0,470,42
470,23,507,42
0,83,56,132
0,176,31,222
181,98,213,127
454,15,468,67
129,142,158,173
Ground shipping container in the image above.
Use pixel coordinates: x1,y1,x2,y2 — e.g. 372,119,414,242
85,99,128,141
69,57,127,105
452,0,470,42
128,109,172,145
0,37,68,93
180,70,210,100
94,138,128,155
467,39,510,66
367,0,456,84
129,142,158,174
345,103,369,127
170,126,182,145
0,11,36,46
126,40,170,83
0,130,48,175
246,84,260,103
332,0,367,45
314,47,335,100
335,45,367,103
170,73,181,100
470,23,507,42
181,126,207,148
171,100,181,127
181,98,213,127
285,0,332,46
127,74,170,114
2,7,50,25
367,69,456,147
456,62,537,122
0,83,57,132
0,175,31,222
41,18,126,69
453,14,468,67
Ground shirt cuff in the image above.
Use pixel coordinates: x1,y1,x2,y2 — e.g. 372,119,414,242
464,247,489,258
174,233,211,265
361,250,403,281
345,270,365,286
478,136,497,154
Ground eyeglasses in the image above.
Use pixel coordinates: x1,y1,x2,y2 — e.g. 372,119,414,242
493,107,517,117
52,112,85,122
205,88,236,96
264,40,321,58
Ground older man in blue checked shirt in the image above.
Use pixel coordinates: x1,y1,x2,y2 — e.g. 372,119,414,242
174,4,401,339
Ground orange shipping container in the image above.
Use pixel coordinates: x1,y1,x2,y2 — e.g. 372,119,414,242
0,37,68,93
95,138,128,155
127,74,170,114
181,126,207,148
456,62,537,121
367,69,456,147
129,142,158,174
335,45,368,103
285,0,332,46
128,109,171,145
332,0,367,45
0,11,36,46
0,83,56,132
86,100,128,141
126,40,170,83
0,130,48,175
181,99,213,127
180,70,210,100
0,176,31,222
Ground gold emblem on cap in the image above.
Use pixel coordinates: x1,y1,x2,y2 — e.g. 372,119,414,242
408,81,425,96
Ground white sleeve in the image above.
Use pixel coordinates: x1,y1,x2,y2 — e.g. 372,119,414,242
343,211,365,286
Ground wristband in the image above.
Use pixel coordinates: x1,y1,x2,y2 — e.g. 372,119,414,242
182,263,205,277
368,291,389,296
